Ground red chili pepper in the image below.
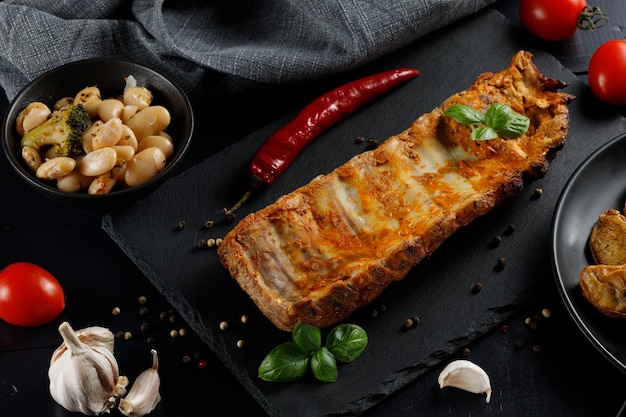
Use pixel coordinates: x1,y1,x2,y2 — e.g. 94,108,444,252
224,67,420,216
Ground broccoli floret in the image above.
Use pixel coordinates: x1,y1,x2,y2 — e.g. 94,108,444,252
20,104,92,157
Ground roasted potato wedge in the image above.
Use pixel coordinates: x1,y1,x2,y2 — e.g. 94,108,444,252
579,264,626,319
589,209,626,265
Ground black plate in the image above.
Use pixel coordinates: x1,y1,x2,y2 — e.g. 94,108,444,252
551,132,626,373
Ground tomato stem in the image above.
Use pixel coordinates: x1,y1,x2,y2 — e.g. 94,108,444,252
578,6,609,31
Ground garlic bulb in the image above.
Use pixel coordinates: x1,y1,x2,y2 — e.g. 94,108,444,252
437,359,492,403
50,325,116,364
49,321,126,415
119,349,161,417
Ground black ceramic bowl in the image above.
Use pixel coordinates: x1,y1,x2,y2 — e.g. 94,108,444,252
1,57,194,210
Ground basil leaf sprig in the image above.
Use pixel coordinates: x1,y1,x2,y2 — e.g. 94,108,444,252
258,322,368,383
443,103,530,141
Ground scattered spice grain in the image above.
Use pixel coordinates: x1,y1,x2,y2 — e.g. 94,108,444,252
489,235,502,248
219,321,229,331
504,224,516,235
495,257,507,271
177,220,186,230
366,138,379,149
403,315,420,329
112,306,121,316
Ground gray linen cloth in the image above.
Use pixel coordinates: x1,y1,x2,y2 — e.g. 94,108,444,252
0,0,497,103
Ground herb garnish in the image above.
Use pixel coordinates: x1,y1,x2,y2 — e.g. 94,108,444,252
444,103,530,141
258,322,368,383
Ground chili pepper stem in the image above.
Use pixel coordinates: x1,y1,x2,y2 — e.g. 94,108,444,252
223,189,254,217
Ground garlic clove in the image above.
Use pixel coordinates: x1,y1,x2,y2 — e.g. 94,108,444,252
48,321,122,415
119,349,161,417
437,359,492,403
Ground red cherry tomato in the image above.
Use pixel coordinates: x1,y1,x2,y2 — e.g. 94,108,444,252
588,40,626,106
0,262,65,326
519,0,587,41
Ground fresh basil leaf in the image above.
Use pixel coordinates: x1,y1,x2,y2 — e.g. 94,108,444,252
499,111,530,139
445,103,530,141
292,322,322,353
326,323,368,363
471,126,498,141
443,104,485,125
258,342,311,382
483,103,510,131
311,347,338,382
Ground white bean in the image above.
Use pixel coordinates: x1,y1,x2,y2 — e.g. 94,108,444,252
74,86,102,119
57,169,92,193
81,120,104,154
92,118,123,150
117,125,139,151
123,86,153,110
16,102,51,135
156,131,172,141
80,147,117,176
122,105,138,124
21,145,42,172
36,157,76,180
113,145,135,165
97,98,124,122
88,171,117,194
125,106,170,140
138,135,174,159
124,147,166,187
54,97,74,111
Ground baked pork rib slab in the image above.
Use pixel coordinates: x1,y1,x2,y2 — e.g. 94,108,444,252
218,51,575,332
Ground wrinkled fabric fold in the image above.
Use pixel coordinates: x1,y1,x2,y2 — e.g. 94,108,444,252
0,0,497,102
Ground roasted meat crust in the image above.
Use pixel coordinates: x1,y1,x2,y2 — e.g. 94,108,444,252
218,51,575,331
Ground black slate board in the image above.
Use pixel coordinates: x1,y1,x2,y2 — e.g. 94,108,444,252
102,9,625,417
